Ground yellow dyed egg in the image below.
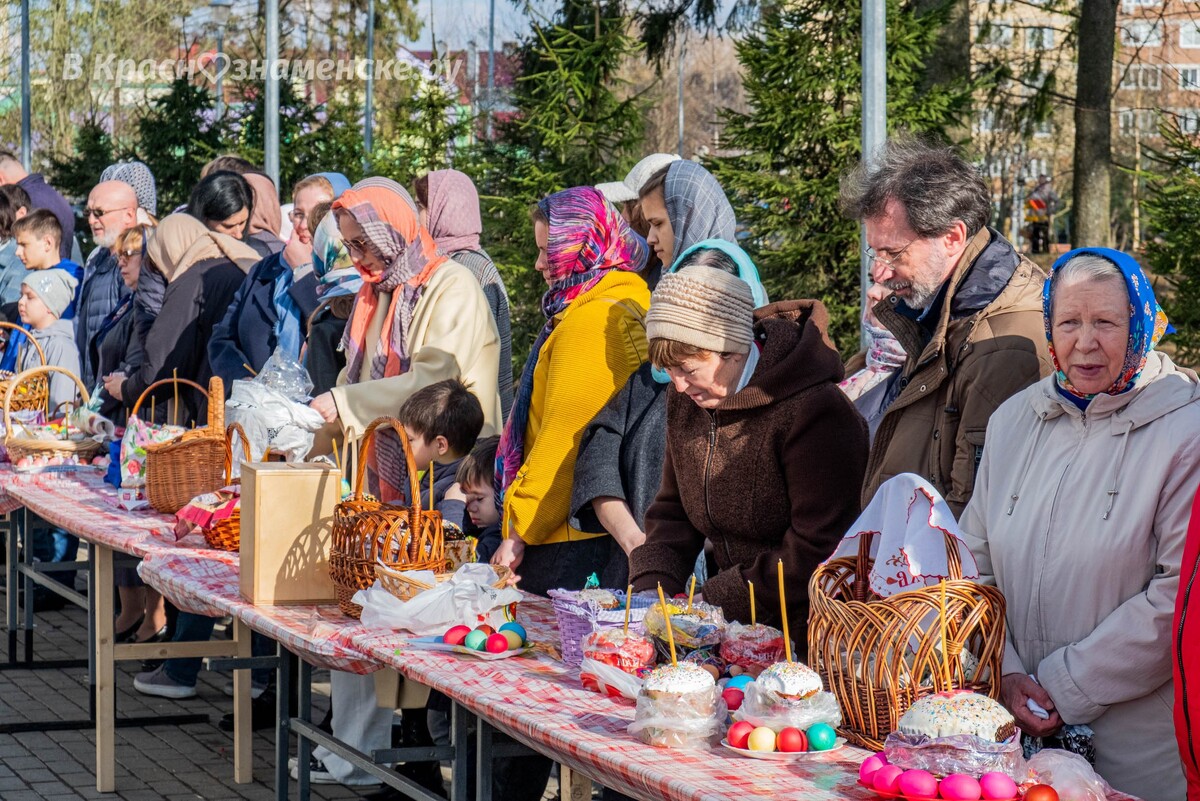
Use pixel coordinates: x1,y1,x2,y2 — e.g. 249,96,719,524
502,630,524,650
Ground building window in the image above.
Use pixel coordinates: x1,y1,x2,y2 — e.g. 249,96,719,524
978,22,1014,48
1183,21,1200,48
1121,20,1163,47
1179,65,1200,89
976,109,999,133
1120,64,1162,89
1118,108,1158,136
1033,119,1053,137
1177,108,1200,134
1122,0,1161,9
1025,27,1054,50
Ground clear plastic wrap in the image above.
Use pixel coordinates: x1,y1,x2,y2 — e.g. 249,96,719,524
256,348,314,403
720,623,787,672
580,630,656,676
580,656,644,700
733,681,842,731
1024,750,1112,801
628,684,727,749
883,730,1025,779
643,601,726,661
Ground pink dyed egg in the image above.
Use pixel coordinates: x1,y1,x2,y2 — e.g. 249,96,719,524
871,764,904,794
979,772,1019,800
897,769,938,800
939,773,983,801
858,753,888,785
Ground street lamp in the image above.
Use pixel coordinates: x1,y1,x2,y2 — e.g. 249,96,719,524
210,0,232,119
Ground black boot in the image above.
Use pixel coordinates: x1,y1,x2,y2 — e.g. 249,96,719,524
387,711,446,799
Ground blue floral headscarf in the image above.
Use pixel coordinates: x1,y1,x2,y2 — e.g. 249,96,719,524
1044,247,1172,400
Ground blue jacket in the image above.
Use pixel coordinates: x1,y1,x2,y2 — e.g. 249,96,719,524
0,258,83,374
208,252,320,392
76,247,130,388
0,240,27,306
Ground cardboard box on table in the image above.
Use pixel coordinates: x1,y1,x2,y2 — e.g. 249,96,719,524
239,461,340,605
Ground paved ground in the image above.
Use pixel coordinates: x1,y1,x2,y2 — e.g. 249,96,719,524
0,594,372,800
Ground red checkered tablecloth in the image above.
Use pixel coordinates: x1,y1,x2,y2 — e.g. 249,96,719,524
138,548,381,675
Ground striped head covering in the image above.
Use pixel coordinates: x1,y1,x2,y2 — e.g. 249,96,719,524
495,186,648,507
333,177,447,501
1044,247,1173,401
663,160,736,257
425,169,483,255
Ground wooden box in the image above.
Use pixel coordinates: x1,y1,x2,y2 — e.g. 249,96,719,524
240,461,340,605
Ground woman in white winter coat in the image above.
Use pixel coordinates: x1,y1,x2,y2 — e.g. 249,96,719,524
961,247,1200,801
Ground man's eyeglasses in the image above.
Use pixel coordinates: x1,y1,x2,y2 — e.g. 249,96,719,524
863,240,915,270
86,206,133,220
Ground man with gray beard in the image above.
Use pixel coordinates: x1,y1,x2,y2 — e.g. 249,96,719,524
77,180,140,387
840,136,1052,518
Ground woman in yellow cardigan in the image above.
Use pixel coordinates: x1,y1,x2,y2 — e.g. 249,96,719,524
492,186,650,596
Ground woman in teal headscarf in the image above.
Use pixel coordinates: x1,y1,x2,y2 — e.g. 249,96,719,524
571,239,769,565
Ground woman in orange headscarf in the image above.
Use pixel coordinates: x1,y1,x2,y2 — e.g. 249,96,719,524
307,177,502,499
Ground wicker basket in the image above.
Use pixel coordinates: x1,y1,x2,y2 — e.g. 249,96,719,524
0,322,48,413
130,376,226,514
376,561,513,602
807,530,1007,750
548,589,657,667
202,423,251,552
3,366,105,462
329,416,447,618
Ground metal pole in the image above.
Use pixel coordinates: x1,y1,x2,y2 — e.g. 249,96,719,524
364,0,375,171
265,0,280,187
860,0,887,348
215,26,225,120
20,0,31,170
676,39,686,157
486,0,496,139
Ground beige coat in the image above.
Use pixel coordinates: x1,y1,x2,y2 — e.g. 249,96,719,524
961,351,1200,801
329,259,503,439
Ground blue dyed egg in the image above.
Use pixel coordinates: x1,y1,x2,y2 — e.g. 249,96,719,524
806,723,838,751
726,674,755,691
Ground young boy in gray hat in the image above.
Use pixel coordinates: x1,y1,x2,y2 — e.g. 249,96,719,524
19,267,80,409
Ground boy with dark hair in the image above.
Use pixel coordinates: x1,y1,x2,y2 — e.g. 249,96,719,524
6,210,83,373
455,435,501,563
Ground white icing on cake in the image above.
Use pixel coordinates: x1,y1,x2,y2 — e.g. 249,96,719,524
897,690,1015,741
643,663,715,694
758,661,823,699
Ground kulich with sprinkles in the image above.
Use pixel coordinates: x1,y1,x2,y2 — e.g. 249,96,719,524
897,690,1016,742
757,661,823,704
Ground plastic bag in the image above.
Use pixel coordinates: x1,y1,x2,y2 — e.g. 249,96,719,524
256,348,314,404
720,622,788,672
734,682,842,731
120,416,186,488
580,630,656,676
225,379,325,464
68,407,115,440
352,563,523,635
643,601,726,661
580,657,644,701
628,684,726,749
1023,749,1111,801
883,729,1025,779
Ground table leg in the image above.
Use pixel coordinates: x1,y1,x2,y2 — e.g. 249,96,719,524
276,646,293,801
93,542,115,792
233,618,253,783
298,659,313,801
558,765,592,801
450,703,470,801
5,511,16,663
477,718,494,801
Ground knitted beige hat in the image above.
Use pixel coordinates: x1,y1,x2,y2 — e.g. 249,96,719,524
646,265,755,354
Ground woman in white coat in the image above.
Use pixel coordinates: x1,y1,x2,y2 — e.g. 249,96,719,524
961,248,1200,801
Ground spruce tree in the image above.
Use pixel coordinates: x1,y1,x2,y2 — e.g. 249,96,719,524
134,78,226,210
709,0,973,355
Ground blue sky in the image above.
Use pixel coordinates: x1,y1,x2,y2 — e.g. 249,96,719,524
412,0,551,50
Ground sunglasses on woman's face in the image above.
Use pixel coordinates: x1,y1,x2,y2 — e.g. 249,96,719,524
344,236,371,255
118,249,139,258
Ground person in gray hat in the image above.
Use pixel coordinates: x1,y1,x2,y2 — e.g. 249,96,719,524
18,267,80,408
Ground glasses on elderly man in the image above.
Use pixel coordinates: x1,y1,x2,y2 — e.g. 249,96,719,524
86,206,134,220
863,240,915,270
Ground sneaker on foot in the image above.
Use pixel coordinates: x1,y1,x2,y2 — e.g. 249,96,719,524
221,679,267,699
288,755,339,785
133,665,197,699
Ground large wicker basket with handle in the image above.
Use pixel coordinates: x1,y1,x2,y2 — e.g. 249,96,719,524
329,416,446,618
3,366,104,461
0,321,48,413
202,423,252,552
807,529,1007,750
130,376,226,514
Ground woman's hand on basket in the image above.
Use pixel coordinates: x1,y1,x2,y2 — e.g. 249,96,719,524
103,372,126,401
309,392,338,423
1001,672,1062,737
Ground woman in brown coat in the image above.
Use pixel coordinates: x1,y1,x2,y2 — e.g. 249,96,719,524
628,266,868,642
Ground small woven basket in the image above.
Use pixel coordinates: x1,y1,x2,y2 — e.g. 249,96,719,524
376,561,513,602
329,416,446,618
131,376,226,514
548,589,657,667
3,366,105,462
807,529,1006,750
0,322,48,414
202,423,251,552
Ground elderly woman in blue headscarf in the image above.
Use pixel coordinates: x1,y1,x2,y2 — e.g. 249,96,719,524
960,248,1200,801
570,239,769,569
208,173,348,389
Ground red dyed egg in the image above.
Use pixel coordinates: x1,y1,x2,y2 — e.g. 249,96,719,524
476,624,495,636
443,625,471,646
1024,786,1060,801
485,633,509,653
776,727,807,753
872,764,904,794
727,720,754,750
721,687,744,711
